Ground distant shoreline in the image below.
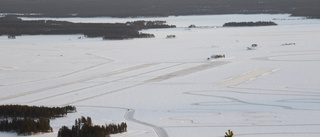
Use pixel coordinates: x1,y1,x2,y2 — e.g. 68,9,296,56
0,0,319,19
223,21,277,27
0,16,175,40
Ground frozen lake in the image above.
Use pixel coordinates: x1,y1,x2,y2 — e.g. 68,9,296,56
1,14,320,137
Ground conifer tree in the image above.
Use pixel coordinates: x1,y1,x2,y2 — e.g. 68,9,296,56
225,129,234,137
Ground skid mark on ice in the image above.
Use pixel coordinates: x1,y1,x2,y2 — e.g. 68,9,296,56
62,83,145,105
283,86,320,92
254,52,320,62
167,109,221,114
0,63,158,102
163,107,320,128
185,91,293,110
278,98,320,103
30,63,185,104
185,88,320,111
64,62,228,105
215,68,278,88
146,61,229,83
167,87,320,131
229,86,320,96
163,111,281,126
2,53,113,87
241,112,281,125
227,87,320,110
272,50,320,53
163,123,320,128
161,112,220,125
236,132,320,136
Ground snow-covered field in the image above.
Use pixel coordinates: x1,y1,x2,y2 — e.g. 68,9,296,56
1,14,320,137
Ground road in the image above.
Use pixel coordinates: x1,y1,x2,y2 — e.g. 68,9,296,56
124,109,169,137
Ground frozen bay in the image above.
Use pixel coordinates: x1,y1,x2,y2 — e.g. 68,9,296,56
1,14,320,137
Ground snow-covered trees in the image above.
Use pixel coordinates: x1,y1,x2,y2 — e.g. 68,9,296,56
0,105,75,135
58,116,127,137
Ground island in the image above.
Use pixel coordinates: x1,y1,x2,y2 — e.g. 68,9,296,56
0,105,76,135
0,16,176,40
223,21,277,27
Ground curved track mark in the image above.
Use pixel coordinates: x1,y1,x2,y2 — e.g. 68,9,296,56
184,91,293,110
253,53,320,62
125,109,168,137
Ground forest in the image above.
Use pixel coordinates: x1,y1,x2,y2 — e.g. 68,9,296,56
223,21,277,27
0,117,52,135
0,105,127,136
0,105,76,135
0,105,76,118
0,16,175,40
0,0,319,18
58,116,127,137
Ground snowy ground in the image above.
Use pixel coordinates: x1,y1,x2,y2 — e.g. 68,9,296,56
1,14,320,137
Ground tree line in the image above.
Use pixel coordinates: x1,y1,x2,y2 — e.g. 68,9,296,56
223,21,277,27
0,105,76,118
0,105,76,135
0,117,52,135
0,16,175,40
58,116,127,137
0,105,128,136
125,20,176,29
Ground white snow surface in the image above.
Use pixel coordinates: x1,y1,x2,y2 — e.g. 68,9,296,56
1,14,320,137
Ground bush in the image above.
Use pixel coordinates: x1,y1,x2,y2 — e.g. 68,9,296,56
225,129,234,137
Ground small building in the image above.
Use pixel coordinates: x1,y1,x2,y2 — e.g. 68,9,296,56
166,35,176,39
188,24,196,28
210,54,225,59
247,44,258,50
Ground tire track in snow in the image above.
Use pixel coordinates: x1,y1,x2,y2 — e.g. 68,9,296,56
215,68,278,88
64,62,229,105
229,87,320,95
0,63,158,102
162,124,320,128
2,53,113,87
28,63,185,104
235,132,320,136
125,109,168,137
146,61,229,83
65,83,146,106
184,91,293,110
253,52,320,62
